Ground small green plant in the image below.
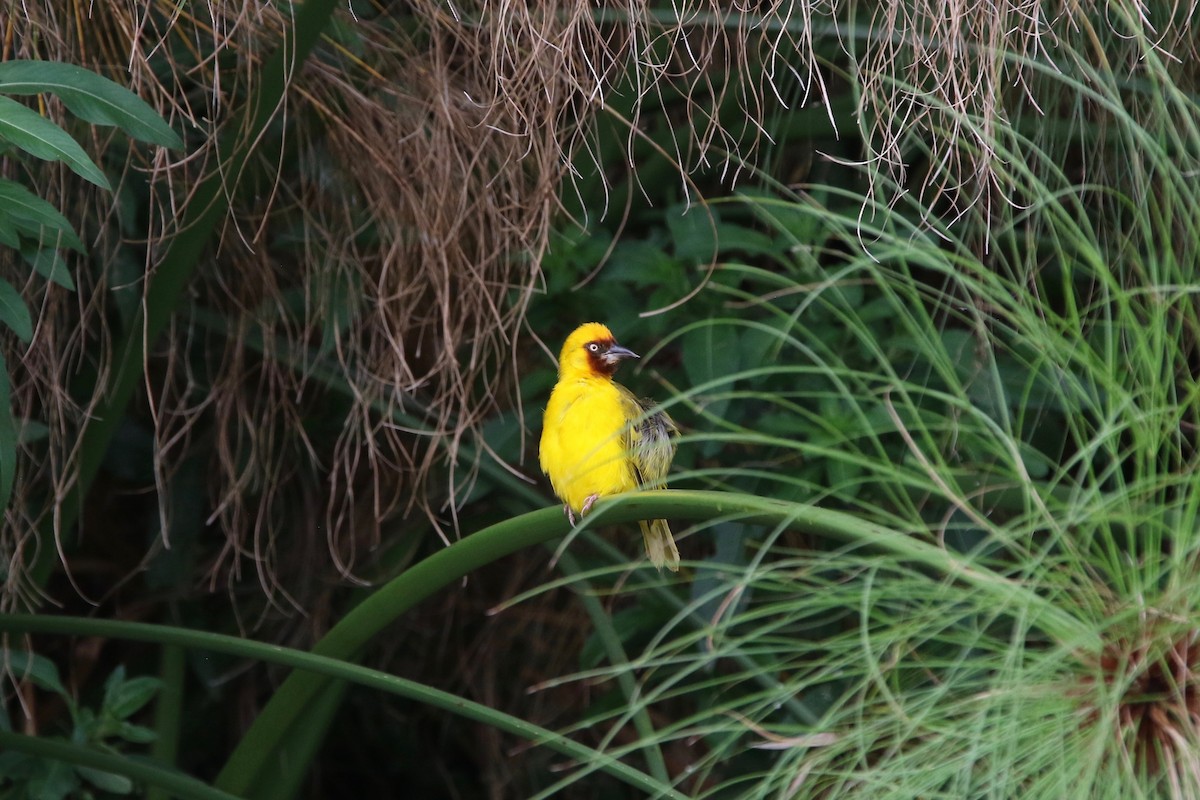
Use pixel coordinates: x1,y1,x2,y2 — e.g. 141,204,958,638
0,59,181,513
0,651,161,799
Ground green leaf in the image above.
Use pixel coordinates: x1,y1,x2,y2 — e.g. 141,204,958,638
0,61,182,149
27,756,81,800
77,764,135,794
114,722,158,744
739,320,789,368
690,522,752,640
0,353,14,512
0,96,110,189
681,324,742,459
0,213,19,247
102,665,127,701
103,672,161,720
605,240,677,288
741,189,829,251
0,279,33,342
681,321,740,440
1,651,68,696
711,221,782,259
74,707,97,739
667,204,719,264
1017,441,1052,479
682,322,742,388
0,747,36,775
0,178,87,252
22,246,76,290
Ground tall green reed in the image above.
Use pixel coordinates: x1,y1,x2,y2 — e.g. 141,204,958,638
514,33,1200,795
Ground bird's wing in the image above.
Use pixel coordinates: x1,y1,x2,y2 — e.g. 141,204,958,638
618,386,677,490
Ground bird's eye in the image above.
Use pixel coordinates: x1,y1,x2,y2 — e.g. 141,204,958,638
586,343,601,353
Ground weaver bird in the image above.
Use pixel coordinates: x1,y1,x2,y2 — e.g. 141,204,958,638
539,322,680,571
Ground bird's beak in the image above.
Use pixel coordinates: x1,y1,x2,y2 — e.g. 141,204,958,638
602,344,640,366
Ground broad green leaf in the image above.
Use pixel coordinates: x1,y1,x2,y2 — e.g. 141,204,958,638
0,215,18,247
317,269,363,359
739,319,790,368
0,279,33,342
2,650,68,696
75,706,97,734
0,353,12,512
682,321,741,394
0,178,89,254
682,322,740,454
0,95,110,189
741,189,830,252
0,61,182,149
667,204,719,264
22,246,76,290
108,248,143,327
605,240,676,288
710,221,782,259
0,748,35,770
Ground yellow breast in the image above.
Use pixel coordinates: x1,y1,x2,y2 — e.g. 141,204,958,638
539,375,636,512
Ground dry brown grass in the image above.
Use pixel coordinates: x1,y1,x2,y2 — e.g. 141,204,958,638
3,0,1193,615
0,0,824,613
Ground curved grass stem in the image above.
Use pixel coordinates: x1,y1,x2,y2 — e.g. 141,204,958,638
212,489,1093,797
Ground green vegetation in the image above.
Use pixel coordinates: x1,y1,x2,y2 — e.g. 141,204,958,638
1,1,1198,798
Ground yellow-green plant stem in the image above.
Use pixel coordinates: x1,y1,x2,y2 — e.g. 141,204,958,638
212,489,1094,798
0,613,686,799
7,491,1099,796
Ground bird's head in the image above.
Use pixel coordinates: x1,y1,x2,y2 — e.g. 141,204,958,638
558,322,639,379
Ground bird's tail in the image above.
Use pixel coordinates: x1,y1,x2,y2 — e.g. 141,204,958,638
639,518,680,572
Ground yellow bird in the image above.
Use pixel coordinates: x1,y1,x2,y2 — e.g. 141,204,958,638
539,322,680,571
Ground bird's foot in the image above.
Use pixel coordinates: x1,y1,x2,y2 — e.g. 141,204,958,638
580,493,600,516
564,495,601,527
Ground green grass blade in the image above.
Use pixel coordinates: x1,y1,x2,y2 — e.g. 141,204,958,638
0,730,240,800
213,489,1092,797
0,613,684,799
214,505,570,796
